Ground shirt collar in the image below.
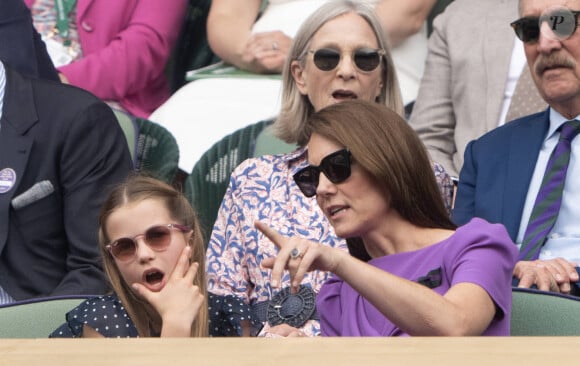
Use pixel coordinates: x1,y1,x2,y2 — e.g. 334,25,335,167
547,107,580,140
282,145,307,161
0,61,5,122
280,146,309,174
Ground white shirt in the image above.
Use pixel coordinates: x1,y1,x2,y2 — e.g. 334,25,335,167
0,61,13,305
498,38,527,127
516,108,580,263
0,61,5,121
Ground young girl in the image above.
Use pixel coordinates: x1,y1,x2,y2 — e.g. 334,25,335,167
51,175,208,337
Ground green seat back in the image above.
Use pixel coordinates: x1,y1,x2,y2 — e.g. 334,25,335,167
184,120,271,244
510,288,580,335
134,118,180,185
113,109,138,164
0,296,87,338
112,110,179,184
253,125,297,158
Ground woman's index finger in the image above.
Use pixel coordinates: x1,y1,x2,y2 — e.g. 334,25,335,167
254,221,286,249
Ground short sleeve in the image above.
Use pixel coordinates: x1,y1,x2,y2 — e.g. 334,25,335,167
50,295,138,338
447,218,518,320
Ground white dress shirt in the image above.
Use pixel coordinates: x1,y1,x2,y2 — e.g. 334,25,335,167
497,38,527,127
0,61,4,121
0,61,15,305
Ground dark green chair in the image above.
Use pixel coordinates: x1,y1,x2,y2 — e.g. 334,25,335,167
184,120,275,244
0,296,88,338
134,118,180,185
113,109,180,185
510,287,580,336
185,116,299,245
113,109,138,164
253,125,297,158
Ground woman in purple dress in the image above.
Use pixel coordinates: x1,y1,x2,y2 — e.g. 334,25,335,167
257,100,518,336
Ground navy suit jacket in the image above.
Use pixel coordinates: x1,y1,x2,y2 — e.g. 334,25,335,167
0,64,133,300
452,109,550,242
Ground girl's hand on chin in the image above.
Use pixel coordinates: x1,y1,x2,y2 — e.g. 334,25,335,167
132,246,204,334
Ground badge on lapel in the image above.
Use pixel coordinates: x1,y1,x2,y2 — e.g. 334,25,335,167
0,168,16,194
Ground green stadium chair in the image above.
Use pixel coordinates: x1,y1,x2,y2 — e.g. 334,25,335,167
184,120,272,244
0,296,88,338
510,287,580,336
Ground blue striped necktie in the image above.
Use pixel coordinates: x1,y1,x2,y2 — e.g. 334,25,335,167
519,120,580,260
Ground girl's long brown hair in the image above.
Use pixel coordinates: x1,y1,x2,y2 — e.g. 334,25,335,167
98,174,208,337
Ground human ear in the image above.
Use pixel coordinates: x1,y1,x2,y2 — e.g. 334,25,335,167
185,230,194,245
291,60,308,95
376,73,384,99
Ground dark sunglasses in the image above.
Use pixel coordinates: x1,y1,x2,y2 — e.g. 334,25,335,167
308,48,385,72
293,149,352,198
511,7,580,43
106,224,189,262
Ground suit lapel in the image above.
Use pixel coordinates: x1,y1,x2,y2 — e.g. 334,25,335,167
484,0,519,131
502,110,550,239
0,67,37,252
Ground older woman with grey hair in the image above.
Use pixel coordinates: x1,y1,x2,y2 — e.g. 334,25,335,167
206,0,453,338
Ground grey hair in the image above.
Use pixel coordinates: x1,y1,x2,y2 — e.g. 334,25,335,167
271,0,404,146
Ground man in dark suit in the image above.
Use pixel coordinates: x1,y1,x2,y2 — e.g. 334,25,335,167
453,0,580,295
0,0,59,81
0,60,133,303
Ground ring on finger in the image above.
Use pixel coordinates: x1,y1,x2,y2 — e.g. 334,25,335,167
290,247,302,260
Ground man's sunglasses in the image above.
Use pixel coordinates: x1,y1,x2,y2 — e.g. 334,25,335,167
106,224,189,262
308,48,385,72
293,149,352,198
511,6,580,43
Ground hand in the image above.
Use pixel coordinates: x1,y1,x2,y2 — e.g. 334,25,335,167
514,258,579,294
263,323,307,337
241,31,292,73
132,246,205,336
58,72,69,84
254,221,342,294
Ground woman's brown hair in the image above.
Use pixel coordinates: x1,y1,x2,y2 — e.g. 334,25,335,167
307,100,455,259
